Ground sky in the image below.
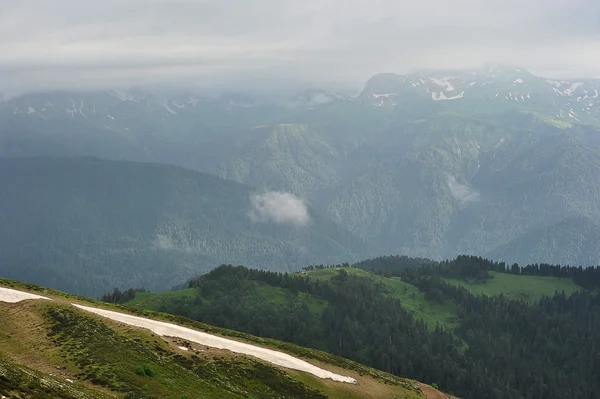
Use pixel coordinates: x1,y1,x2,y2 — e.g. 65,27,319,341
1,0,600,96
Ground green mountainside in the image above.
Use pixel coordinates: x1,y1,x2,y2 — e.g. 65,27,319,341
0,157,367,296
2,67,600,266
0,279,446,399
123,258,600,399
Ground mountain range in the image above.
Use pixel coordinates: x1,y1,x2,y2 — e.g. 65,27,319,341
0,157,366,296
1,65,599,288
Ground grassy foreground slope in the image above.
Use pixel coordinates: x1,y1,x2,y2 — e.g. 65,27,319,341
0,278,452,399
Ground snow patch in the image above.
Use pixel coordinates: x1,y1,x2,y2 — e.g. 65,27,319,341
431,91,464,101
0,287,50,303
429,76,456,92
514,78,524,84
564,82,583,96
546,79,562,87
164,104,178,115
568,110,580,121
73,304,357,384
27,106,36,114
372,93,397,98
178,346,189,351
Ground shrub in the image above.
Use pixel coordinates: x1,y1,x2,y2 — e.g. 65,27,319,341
134,364,155,377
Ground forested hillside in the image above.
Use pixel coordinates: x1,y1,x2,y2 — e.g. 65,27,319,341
3,68,600,265
124,257,600,399
0,157,367,296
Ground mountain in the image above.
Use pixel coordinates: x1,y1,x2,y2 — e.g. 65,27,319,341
2,66,600,266
0,279,449,399
361,66,600,125
0,157,367,296
122,260,600,399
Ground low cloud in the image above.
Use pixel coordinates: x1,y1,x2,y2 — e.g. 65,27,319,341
152,234,176,250
1,1,600,95
249,191,310,226
447,175,480,203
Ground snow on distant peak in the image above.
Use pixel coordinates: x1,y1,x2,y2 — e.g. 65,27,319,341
546,79,562,87
564,82,583,96
372,93,397,98
429,76,457,92
432,91,465,101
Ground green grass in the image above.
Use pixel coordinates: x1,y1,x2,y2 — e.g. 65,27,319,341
0,278,430,398
443,272,582,302
125,288,197,310
307,268,459,331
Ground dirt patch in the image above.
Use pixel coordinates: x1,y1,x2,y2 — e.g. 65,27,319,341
419,383,450,399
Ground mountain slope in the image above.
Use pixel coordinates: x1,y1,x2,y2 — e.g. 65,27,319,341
0,279,447,399
0,157,367,296
124,262,599,399
3,67,600,266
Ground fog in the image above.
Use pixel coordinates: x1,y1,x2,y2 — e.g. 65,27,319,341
1,0,599,96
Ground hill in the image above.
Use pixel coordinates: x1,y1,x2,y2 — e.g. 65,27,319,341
0,279,450,399
123,259,600,399
0,157,367,296
3,67,600,266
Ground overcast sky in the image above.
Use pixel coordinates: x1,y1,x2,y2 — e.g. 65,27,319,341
1,0,599,96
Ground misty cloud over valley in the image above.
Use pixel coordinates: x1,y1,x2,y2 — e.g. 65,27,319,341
249,191,311,227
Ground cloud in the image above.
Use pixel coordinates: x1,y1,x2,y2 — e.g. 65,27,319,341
152,234,176,250
1,0,600,95
249,191,310,226
447,175,480,203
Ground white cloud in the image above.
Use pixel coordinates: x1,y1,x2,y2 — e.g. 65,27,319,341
447,175,480,203
249,191,310,226
0,0,599,95
152,234,176,250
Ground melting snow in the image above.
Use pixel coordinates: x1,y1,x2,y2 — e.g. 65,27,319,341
432,91,464,101
514,79,524,84
164,104,178,115
564,83,583,96
74,304,357,384
372,93,397,98
568,110,580,121
0,287,50,303
429,76,456,92
0,286,356,384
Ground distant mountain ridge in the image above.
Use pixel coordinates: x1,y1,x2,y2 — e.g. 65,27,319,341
0,157,367,296
1,66,600,268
